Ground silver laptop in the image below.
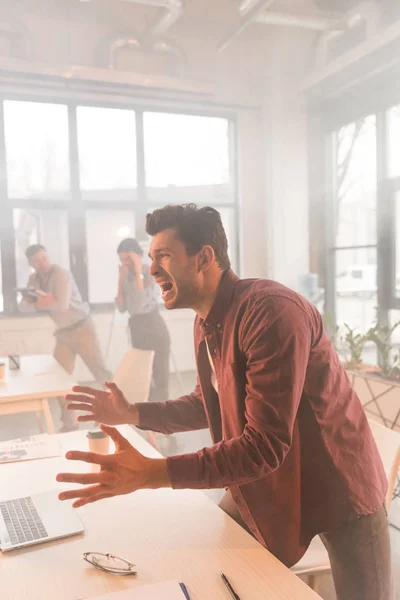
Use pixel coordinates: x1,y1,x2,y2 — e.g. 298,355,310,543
0,490,84,552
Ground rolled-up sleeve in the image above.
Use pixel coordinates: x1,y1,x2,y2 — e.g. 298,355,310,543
136,377,208,434
167,298,312,489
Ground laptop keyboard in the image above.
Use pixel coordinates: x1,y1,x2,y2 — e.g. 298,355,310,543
0,497,48,546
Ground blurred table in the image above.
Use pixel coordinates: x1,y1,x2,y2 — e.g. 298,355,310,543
0,355,76,433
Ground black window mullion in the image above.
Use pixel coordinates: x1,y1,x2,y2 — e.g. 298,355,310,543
0,98,17,314
377,179,395,314
376,111,390,322
68,104,88,301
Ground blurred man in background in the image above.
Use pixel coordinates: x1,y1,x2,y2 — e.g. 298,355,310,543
115,237,170,402
19,244,111,431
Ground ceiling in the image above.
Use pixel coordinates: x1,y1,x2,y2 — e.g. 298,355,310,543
0,0,353,29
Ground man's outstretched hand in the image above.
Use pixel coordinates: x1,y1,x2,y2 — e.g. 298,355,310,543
56,425,170,508
65,382,138,426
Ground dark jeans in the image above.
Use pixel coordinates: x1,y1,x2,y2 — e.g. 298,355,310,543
129,310,170,402
321,505,394,600
219,492,393,600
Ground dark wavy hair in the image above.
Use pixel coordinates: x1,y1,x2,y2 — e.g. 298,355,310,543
146,204,230,271
25,244,46,259
116,238,143,256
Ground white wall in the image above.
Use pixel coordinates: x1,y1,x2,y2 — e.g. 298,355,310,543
263,75,310,291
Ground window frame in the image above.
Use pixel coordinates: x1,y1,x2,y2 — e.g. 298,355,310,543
311,82,400,330
0,93,239,315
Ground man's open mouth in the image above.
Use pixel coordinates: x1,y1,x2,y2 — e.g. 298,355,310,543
160,282,173,298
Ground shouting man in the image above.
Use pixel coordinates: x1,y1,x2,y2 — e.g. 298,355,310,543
58,205,392,600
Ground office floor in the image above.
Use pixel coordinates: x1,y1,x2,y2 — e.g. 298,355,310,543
0,370,399,599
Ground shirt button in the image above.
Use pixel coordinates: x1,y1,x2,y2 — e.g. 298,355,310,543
217,324,221,328
212,348,216,357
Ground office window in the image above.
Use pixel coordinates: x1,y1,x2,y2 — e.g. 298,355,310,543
144,113,236,271
335,247,377,330
336,116,377,248
0,99,238,314
13,210,70,288
86,210,136,304
77,107,137,201
321,104,400,342
326,115,378,331
4,101,70,200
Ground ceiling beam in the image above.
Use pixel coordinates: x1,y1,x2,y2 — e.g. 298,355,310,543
256,11,336,31
218,0,276,52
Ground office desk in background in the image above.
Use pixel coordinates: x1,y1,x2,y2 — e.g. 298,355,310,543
0,426,319,600
0,354,76,434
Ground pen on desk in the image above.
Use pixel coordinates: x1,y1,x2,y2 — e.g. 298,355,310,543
220,572,241,600
179,582,191,600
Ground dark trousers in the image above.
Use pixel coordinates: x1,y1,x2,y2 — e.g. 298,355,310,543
320,504,394,600
129,310,170,402
219,492,393,600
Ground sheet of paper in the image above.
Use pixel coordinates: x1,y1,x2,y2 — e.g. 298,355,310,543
0,435,62,464
81,580,186,600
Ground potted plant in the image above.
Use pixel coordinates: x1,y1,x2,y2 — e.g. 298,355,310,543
338,320,400,430
339,324,367,370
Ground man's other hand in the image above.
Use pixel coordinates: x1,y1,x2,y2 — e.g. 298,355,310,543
65,382,138,426
56,425,170,507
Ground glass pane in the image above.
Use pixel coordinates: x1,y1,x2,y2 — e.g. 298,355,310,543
14,209,70,288
144,112,230,190
335,247,377,334
335,115,377,247
4,101,70,200
387,104,400,178
86,210,135,303
77,107,137,201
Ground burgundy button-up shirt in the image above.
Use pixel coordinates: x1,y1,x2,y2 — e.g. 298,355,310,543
137,270,387,567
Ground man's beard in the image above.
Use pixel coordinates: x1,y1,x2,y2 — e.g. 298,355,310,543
165,281,200,310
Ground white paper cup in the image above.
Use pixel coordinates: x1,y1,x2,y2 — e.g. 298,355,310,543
0,363,5,381
86,430,110,472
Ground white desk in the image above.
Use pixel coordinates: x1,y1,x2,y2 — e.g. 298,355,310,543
0,355,76,434
0,426,319,600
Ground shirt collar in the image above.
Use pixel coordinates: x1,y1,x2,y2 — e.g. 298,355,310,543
201,269,239,330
